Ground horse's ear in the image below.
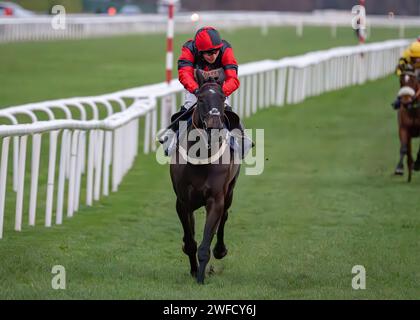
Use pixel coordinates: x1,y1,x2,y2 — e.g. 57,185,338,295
195,69,205,87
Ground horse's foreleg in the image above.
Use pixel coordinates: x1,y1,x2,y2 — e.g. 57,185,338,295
213,187,234,260
407,137,413,182
395,128,408,175
213,210,228,260
176,199,198,277
414,144,420,171
395,145,406,175
213,169,239,259
197,196,224,284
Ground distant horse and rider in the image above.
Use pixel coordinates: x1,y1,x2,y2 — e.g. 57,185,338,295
394,64,420,182
393,40,420,181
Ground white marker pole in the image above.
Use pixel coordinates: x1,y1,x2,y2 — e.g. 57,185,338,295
162,0,175,130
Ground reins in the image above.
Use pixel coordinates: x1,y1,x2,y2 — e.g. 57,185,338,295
191,107,210,149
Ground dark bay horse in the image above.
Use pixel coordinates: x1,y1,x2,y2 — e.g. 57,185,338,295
395,66,420,182
170,70,241,284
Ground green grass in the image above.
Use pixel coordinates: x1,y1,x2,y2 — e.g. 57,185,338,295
0,26,420,299
1,76,419,299
1,26,419,108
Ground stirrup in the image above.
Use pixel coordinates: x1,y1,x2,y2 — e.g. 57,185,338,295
158,129,171,144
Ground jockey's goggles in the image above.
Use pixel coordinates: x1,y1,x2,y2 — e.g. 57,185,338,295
202,49,220,56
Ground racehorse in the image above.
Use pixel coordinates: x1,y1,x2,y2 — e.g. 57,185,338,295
169,70,241,284
395,64,420,181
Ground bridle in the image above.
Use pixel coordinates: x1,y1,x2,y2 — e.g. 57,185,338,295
190,83,228,151
195,82,225,130
179,88,230,163
401,71,416,87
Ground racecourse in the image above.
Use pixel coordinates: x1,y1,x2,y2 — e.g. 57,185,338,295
0,26,419,299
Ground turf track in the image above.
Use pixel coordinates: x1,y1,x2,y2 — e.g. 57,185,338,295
0,26,419,299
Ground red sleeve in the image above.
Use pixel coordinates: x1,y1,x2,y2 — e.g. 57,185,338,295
221,47,240,97
178,45,199,94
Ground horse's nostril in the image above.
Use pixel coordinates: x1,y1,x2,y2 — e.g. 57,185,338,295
209,108,220,116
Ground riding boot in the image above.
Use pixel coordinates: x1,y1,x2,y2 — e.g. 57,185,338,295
159,105,188,156
158,105,187,145
239,123,255,159
224,106,254,159
391,97,401,110
163,129,178,157
229,121,254,160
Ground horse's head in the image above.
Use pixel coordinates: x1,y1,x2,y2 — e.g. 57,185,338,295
195,69,226,130
399,64,417,89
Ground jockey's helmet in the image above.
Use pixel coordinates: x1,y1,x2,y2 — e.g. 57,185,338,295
194,27,223,53
409,41,420,58
402,48,411,60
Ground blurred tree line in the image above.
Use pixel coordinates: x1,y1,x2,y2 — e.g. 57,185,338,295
10,0,83,13
9,0,420,16
182,0,420,16
9,0,158,13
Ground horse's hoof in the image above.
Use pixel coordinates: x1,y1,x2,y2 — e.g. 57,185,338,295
213,246,228,260
207,265,215,276
394,168,404,175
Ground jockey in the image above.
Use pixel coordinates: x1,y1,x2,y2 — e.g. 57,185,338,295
159,26,253,158
392,38,420,109
178,26,240,110
395,48,412,76
396,36,420,76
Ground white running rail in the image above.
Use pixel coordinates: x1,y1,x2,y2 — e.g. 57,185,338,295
0,11,419,43
0,39,409,238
